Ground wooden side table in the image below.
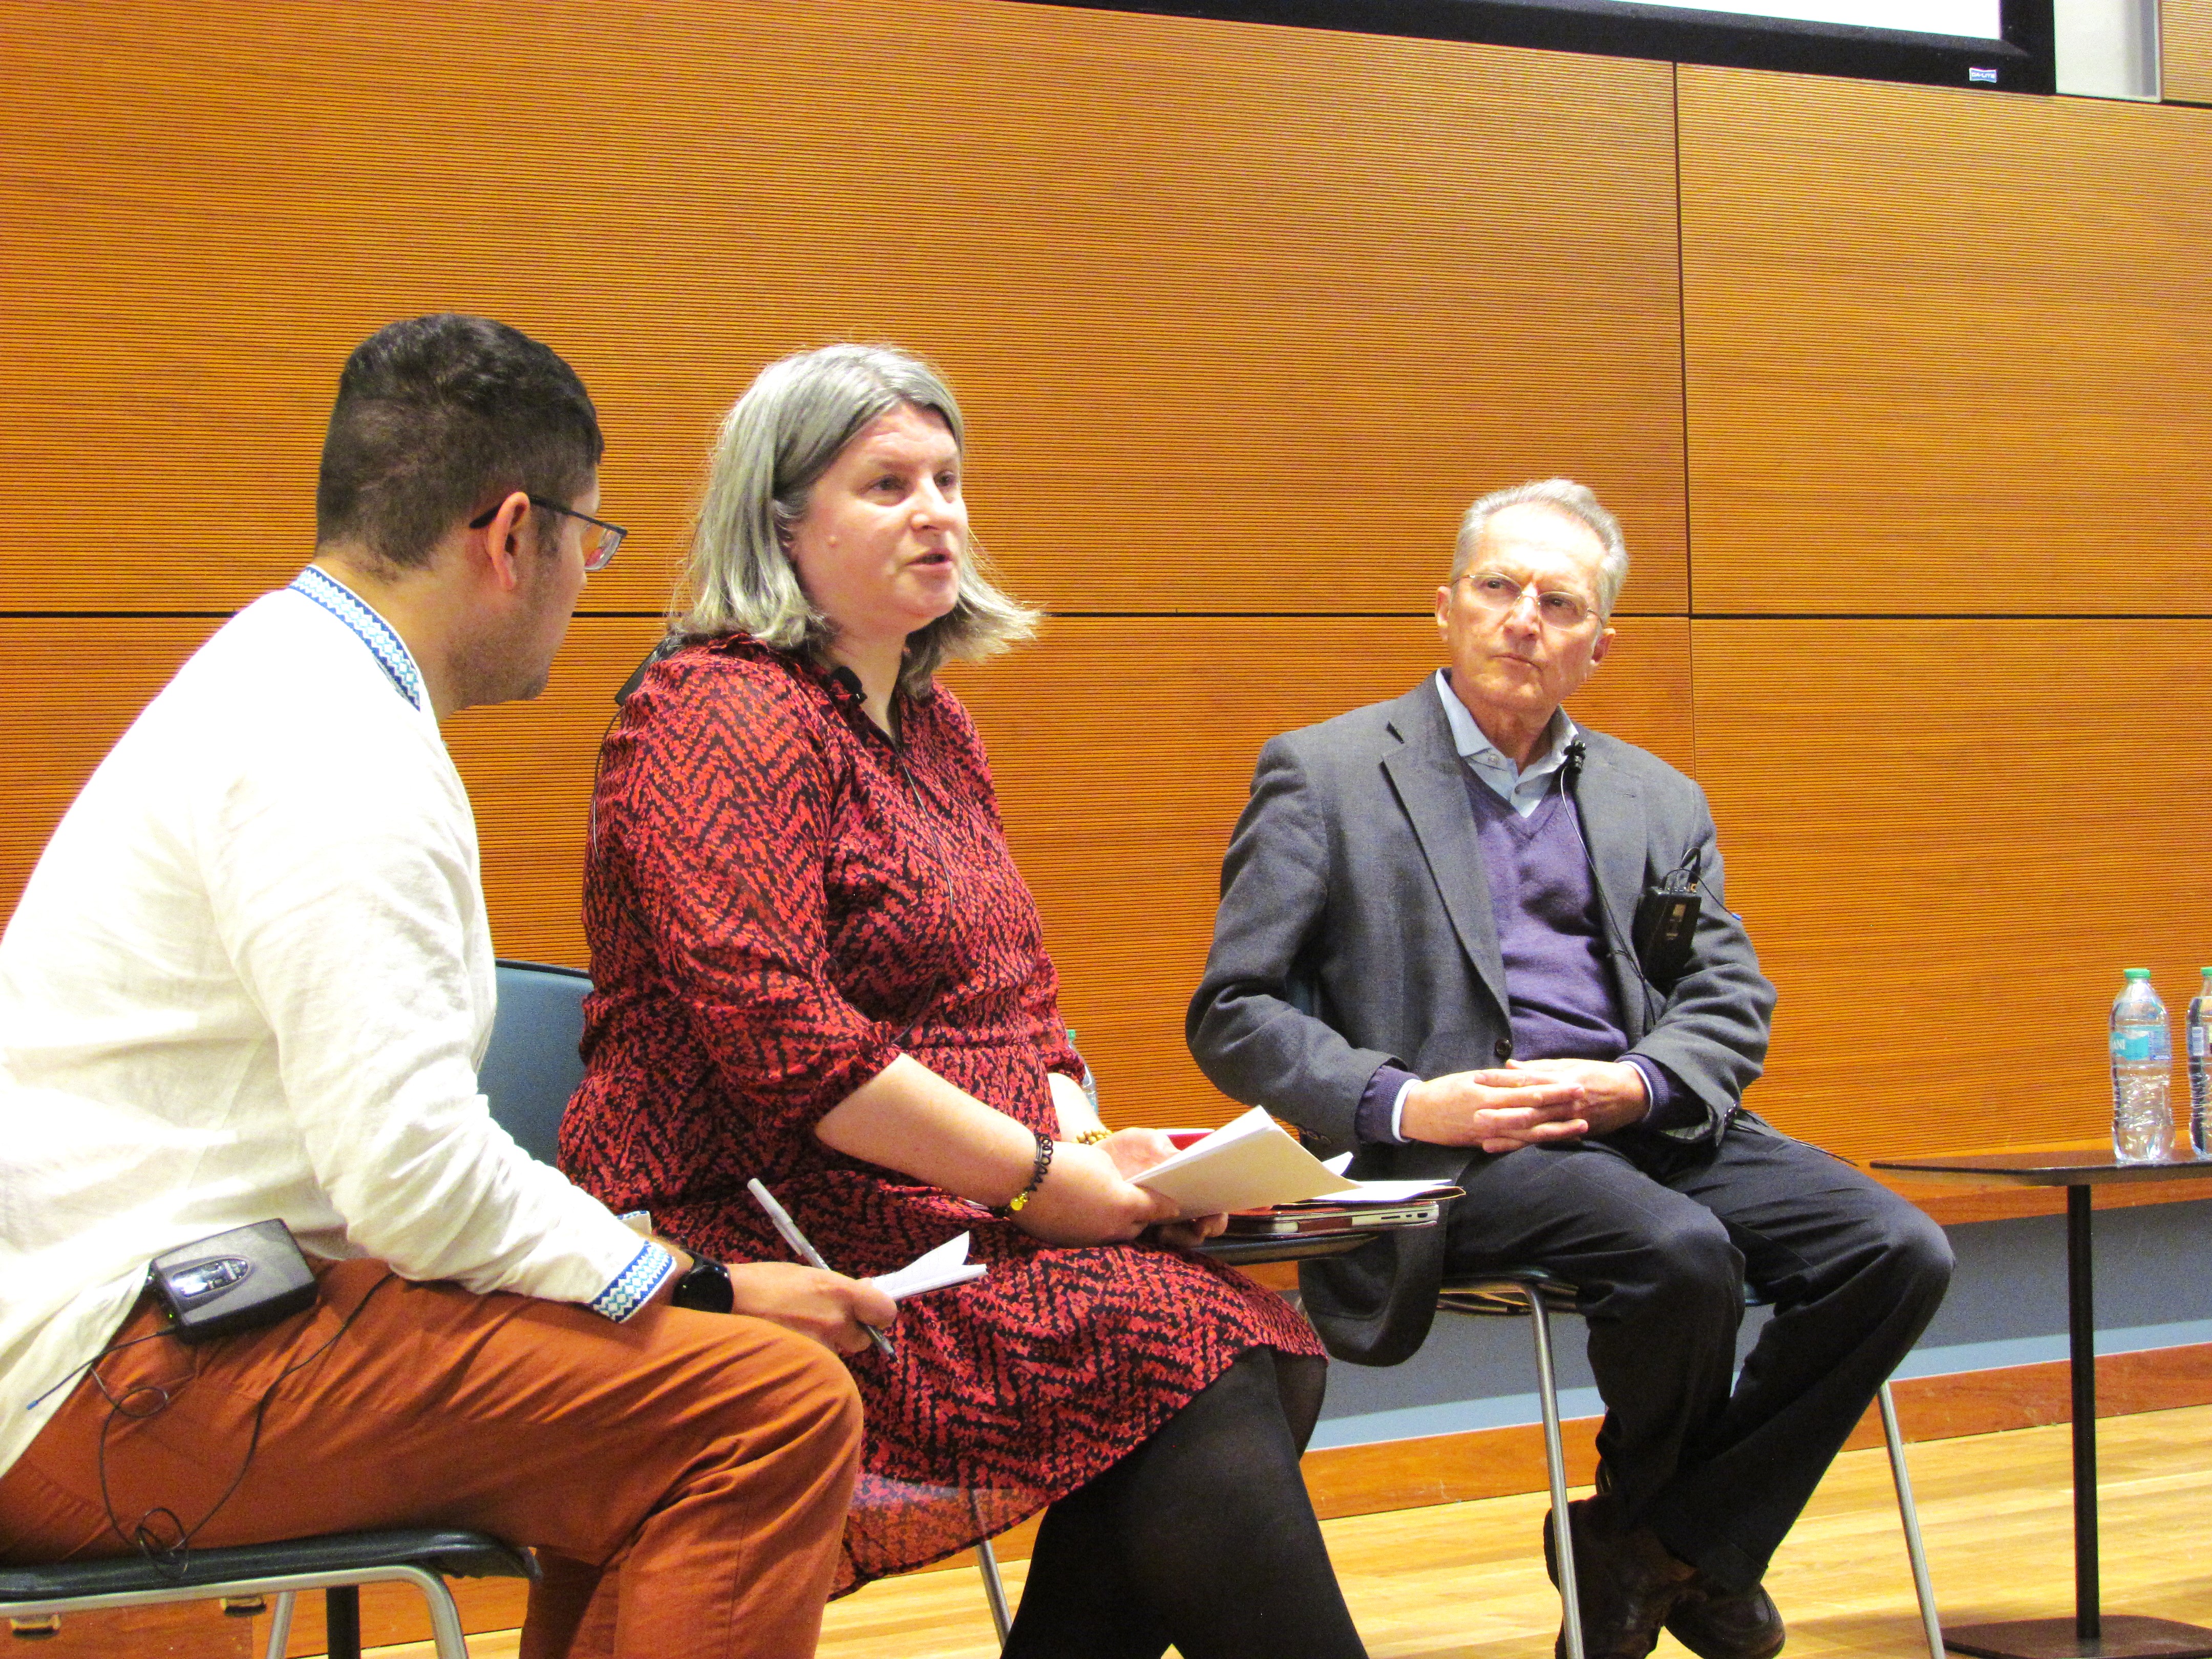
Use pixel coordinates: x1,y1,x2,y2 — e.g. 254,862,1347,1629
1872,1148,2212,1659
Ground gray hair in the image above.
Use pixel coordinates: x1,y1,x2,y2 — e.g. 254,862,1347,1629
675,343,1039,693
1451,478,1630,617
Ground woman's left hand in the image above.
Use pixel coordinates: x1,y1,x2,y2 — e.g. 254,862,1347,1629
1142,1213,1230,1249
1096,1129,1229,1249
1093,1126,1178,1179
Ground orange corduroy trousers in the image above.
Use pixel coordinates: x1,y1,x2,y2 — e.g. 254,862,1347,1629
0,1259,863,1659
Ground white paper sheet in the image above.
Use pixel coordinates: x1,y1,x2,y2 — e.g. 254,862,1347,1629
1131,1106,1360,1218
869,1231,989,1302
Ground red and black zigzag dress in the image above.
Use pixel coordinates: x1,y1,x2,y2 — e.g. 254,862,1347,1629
560,634,1319,1594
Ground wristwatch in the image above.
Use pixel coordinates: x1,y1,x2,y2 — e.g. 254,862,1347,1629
670,1253,734,1314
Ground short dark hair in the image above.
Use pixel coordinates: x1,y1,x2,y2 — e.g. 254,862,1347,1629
315,314,603,570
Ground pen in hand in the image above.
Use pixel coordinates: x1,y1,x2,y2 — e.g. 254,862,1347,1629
746,1177,896,1358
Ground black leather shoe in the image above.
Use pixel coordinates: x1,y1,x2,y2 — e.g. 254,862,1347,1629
1542,1495,1698,1659
1664,1574,1786,1659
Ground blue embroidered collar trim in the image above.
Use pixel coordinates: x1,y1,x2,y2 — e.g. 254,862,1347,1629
289,566,427,711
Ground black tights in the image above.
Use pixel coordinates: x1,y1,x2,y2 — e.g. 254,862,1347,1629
1002,1347,1366,1659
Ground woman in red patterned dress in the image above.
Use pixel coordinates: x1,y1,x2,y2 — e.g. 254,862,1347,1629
561,345,1367,1659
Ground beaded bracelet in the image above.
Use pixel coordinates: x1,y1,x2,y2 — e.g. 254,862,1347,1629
996,1129,1055,1215
1074,1128,1113,1146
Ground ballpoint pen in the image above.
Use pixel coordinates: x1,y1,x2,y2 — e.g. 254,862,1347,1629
746,1177,897,1358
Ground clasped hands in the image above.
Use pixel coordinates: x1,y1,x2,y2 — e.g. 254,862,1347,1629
1398,1057,1649,1152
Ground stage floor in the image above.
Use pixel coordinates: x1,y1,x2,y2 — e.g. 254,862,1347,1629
341,1400,2212,1659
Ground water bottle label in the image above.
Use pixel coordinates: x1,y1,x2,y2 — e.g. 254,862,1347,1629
2194,1024,2208,1059
2112,1029,2158,1064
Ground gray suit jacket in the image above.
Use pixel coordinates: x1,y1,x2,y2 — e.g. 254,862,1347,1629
1185,675,1776,1363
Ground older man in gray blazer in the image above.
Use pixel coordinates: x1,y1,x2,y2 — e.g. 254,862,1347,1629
1188,479,1951,1659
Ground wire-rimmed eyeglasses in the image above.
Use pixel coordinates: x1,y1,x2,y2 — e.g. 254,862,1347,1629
469,495,627,573
1457,570,1595,629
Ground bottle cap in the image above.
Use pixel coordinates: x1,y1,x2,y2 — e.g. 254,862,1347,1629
2124,968,2152,980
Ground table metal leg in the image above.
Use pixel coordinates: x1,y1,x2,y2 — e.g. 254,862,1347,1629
2067,1183,2099,1642
1942,1182,2212,1659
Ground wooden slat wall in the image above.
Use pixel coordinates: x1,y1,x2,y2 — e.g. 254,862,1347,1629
1694,621,2212,1160
3,12,2208,1173
0,0,1689,1135
1676,66,2212,616
0,0,1686,620
0,622,224,918
2167,0,2212,103
1677,70,2212,1157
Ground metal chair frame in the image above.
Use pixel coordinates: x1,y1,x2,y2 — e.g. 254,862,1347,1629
0,1528,535,1659
1439,1267,1944,1659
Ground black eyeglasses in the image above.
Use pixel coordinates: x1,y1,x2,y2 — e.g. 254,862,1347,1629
469,495,626,572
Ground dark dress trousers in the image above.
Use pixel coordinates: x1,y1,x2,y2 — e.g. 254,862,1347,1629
1186,678,1952,1589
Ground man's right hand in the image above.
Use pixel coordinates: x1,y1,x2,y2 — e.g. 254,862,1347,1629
723,1260,898,1355
1399,1069,1591,1153
1012,1140,1181,1245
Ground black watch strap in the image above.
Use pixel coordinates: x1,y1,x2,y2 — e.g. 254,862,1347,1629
670,1253,734,1314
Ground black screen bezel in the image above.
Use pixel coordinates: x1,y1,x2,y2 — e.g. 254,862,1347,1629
1015,0,2056,95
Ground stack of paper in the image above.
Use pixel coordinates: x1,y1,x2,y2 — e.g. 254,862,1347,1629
1131,1107,1459,1220
1132,1108,1351,1216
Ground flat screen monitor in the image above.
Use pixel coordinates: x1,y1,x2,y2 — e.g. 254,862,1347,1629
1022,0,2055,93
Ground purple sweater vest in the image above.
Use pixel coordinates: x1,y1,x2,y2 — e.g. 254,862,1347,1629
1461,774,1625,1062
1352,766,1692,1143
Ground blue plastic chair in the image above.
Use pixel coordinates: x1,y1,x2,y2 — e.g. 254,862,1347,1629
480,959,593,1166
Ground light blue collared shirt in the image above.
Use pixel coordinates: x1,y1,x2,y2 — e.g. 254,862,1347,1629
1434,669,1579,816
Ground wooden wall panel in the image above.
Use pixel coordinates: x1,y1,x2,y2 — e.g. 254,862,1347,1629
446,617,665,964
947,616,1693,1125
0,0,1686,619
1692,619,2212,1162
1678,67,2212,614
2167,0,2212,103
7,1605,251,1658
0,621,223,922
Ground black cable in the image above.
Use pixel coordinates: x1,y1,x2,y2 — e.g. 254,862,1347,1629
24,1327,180,1414
1561,740,1666,1030
95,1271,397,1580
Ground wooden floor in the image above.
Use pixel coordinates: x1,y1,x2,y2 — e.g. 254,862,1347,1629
348,1403,2212,1658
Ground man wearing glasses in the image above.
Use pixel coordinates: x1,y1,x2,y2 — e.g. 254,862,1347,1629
0,315,889,1658
1189,478,1951,1659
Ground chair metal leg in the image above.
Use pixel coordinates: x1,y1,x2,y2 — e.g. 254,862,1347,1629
262,1590,295,1659
1527,1289,1585,1659
976,1538,1013,1648
1878,1381,1944,1659
411,1568,473,1659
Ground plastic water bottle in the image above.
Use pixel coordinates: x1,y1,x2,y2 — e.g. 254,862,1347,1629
2110,969,2173,1164
2189,969,2212,1159
1065,1027,1103,1118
